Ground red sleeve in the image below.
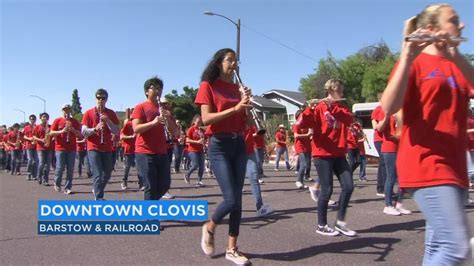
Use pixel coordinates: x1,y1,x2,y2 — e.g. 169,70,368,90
331,104,353,126
195,81,213,106
81,110,93,127
107,109,119,124
51,118,60,131
131,104,145,122
73,119,81,130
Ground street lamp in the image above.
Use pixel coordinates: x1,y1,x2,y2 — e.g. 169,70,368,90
203,11,241,70
13,108,26,123
29,94,46,113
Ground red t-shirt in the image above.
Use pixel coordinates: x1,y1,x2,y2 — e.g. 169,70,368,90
120,121,135,155
346,127,358,149
23,124,36,150
0,131,4,150
51,117,81,152
395,53,472,189
292,124,311,154
381,115,398,153
131,101,167,155
275,131,287,148
468,117,474,151
299,102,353,157
7,131,23,151
371,106,384,142
34,124,54,151
244,127,256,155
194,80,246,135
187,125,205,153
2,133,10,152
253,128,265,149
82,107,119,152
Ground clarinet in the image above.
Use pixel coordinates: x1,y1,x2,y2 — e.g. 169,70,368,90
97,106,104,145
65,113,71,143
158,101,173,144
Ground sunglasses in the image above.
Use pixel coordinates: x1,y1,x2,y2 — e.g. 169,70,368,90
96,96,107,100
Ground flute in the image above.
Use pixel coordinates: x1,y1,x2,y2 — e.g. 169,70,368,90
306,98,346,104
404,33,467,42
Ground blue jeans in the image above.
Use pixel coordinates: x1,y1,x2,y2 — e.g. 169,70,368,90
123,153,143,186
275,146,290,169
410,185,470,265
54,151,76,190
209,135,247,237
382,152,402,206
38,150,53,183
26,149,38,178
10,150,22,174
88,150,113,200
466,151,474,182
314,157,354,226
255,147,265,177
136,153,170,200
246,152,263,210
359,155,367,179
374,141,387,193
77,150,90,177
173,144,184,172
297,152,311,182
187,152,204,182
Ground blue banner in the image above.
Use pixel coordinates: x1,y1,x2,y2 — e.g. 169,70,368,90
38,221,161,235
38,200,208,221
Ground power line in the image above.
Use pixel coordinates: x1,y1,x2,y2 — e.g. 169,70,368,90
242,24,319,63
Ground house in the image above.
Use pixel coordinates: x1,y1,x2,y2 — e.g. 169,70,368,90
251,89,307,125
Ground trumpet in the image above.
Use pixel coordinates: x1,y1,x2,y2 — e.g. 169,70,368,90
233,70,267,135
158,100,173,144
404,33,467,42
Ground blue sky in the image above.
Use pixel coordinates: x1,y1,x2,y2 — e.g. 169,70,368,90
1,0,473,126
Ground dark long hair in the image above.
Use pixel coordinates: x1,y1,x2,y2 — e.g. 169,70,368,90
200,48,235,83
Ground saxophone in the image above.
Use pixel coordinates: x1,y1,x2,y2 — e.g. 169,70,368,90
44,123,51,148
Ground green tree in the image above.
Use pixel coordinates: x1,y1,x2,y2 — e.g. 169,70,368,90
299,53,339,100
361,54,397,101
338,53,367,106
164,86,200,129
71,89,83,121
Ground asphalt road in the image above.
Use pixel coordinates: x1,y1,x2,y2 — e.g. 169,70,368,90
1,161,473,265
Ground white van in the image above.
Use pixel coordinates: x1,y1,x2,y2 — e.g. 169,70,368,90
352,102,380,158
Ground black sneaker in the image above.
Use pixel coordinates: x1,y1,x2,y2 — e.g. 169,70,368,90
316,225,340,236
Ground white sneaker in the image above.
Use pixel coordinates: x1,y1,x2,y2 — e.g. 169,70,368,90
328,200,337,206
376,192,385,197
225,247,250,265
335,220,357,237
383,206,401,216
395,203,412,215
195,181,205,187
200,223,214,256
258,179,265,184
139,186,145,191
64,189,72,195
295,181,304,189
308,186,320,202
274,168,280,171
121,182,128,190
256,205,274,217
162,192,175,199
54,184,61,192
